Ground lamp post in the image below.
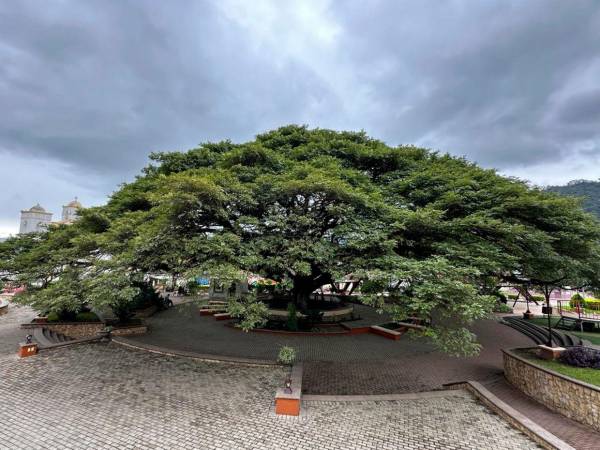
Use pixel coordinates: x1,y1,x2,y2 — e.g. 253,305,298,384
542,288,553,347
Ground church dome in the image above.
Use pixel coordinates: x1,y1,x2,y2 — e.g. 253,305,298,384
29,203,46,212
66,198,82,208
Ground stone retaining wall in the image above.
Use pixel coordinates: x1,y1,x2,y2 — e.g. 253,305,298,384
21,322,148,338
21,322,104,339
503,348,600,432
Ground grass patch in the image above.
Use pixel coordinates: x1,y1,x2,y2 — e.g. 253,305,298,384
517,349,600,387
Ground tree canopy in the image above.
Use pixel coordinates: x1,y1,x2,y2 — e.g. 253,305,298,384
3,125,600,355
547,180,600,218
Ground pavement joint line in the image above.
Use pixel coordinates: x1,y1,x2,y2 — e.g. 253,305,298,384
302,389,468,402
111,335,279,367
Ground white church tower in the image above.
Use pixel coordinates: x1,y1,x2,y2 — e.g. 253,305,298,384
19,204,53,234
61,197,82,223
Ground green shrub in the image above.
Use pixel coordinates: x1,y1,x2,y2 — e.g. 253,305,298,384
227,293,269,332
277,346,296,365
570,293,584,307
286,303,298,331
507,294,519,300
530,295,545,303
46,311,60,322
585,298,600,311
493,302,513,313
75,311,100,322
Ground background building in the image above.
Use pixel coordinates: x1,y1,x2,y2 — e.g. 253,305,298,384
19,204,53,234
18,198,82,234
61,198,82,223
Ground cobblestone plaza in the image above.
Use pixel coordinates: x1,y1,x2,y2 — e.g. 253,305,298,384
1,344,541,449
0,306,542,449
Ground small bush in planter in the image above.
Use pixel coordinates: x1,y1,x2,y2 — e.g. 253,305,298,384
75,311,100,322
559,347,600,369
278,346,296,365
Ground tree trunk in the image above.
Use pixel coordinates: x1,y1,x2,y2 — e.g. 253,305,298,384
292,277,313,312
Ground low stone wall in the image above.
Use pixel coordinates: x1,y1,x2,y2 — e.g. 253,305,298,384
267,305,354,323
21,322,104,339
0,299,8,316
503,348,600,432
112,325,148,336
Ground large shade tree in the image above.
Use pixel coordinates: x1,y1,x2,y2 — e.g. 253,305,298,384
3,125,600,355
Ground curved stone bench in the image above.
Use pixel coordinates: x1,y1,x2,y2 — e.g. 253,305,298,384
267,305,354,323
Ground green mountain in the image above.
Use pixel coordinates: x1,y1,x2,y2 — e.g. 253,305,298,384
547,180,600,217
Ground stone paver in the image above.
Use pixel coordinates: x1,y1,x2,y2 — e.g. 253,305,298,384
0,342,540,449
483,376,600,450
126,302,532,393
0,302,35,357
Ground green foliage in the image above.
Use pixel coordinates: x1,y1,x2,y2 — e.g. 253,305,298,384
3,125,600,355
584,298,600,311
519,350,600,387
46,311,60,322
571,293,584,303
286,303,298,331
507,294,519,300
547,180,600,218
75,311,100,322
493,302,513,313
84,267,141,323
277,346,297,365
227,294,269,332
530,295,545,303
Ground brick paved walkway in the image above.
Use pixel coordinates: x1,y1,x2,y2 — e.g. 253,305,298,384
0,341,540,449
1,302,596,449
127,303,532,393
482,376,600,450
0,303,35,357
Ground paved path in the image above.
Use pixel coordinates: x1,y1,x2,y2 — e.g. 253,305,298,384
0,303,34,357
127,302,532,393
1,301,597,449
482,376,600,450
0,342,540,449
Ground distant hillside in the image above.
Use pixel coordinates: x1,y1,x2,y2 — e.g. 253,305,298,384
546,180,600,217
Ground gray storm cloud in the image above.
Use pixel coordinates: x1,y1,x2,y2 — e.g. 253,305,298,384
1,0,600,235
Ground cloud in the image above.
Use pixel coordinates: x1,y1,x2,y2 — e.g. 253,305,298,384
1,0,600,235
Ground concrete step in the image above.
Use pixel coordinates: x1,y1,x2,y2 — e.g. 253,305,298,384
213,313,231,321
199,308,226,316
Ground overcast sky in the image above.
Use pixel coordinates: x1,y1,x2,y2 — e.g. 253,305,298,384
1,0,600,237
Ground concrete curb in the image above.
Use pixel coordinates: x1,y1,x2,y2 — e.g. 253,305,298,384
307,383,573,450
302,389,468,402
111,336,278,367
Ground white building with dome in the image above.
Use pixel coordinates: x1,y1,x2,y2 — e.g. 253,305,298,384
61,198,82,222
19,198,83,234
19,204,53,234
